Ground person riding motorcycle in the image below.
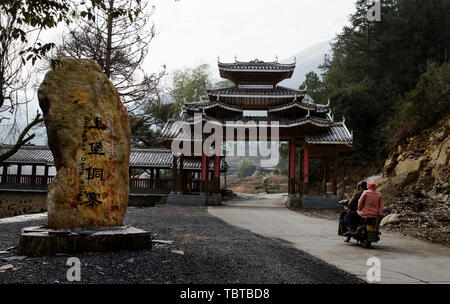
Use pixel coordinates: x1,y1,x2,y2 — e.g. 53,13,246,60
346,181,368,232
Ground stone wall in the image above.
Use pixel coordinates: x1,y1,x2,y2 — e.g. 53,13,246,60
0,190,47,218
0,190,168,218
128,194,166,207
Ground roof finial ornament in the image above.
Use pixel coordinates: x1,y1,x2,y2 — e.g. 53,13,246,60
294,93,297,101
217,56,220,63
307,109,310,118
294,56,297,64
234,55,237,62
275,55,278,62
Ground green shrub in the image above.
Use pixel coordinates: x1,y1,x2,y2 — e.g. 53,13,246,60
237,158,256,178
388,62,450,143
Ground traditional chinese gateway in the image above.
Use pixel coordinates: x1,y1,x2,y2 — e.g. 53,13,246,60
160,58,353,206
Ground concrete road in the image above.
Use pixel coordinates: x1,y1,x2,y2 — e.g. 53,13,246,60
208,193,450,283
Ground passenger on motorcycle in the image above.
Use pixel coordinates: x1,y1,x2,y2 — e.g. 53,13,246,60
357,181,384,219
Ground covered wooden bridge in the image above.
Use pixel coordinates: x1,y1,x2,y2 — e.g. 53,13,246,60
0,145,227,196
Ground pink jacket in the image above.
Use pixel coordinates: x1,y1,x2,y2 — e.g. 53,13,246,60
357,190,384,218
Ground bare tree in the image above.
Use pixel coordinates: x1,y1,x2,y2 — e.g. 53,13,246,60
57,0,165,122
0,9,43,163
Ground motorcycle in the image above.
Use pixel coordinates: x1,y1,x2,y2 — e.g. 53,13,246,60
337,199,381,248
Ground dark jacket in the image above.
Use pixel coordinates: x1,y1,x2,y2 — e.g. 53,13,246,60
349,190,364,212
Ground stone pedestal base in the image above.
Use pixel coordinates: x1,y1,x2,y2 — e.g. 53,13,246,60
166,193,206,206
16,226,152,256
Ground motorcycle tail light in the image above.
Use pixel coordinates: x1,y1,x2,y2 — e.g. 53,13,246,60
367,218,377,225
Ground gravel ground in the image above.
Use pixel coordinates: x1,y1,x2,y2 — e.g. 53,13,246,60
0,205,363,284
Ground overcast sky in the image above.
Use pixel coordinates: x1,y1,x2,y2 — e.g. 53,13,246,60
1,0,359,145
145,0,357,78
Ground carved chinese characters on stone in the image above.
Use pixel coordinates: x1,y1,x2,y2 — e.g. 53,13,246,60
38,58,131,229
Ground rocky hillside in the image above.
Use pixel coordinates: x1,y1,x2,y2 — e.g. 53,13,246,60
377,115,449,246
378,115,449,198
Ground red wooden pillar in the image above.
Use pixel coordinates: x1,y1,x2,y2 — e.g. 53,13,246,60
298,149,303,194
303,147,309,194
201,149,207,193
289,143,295,194
214,149,220,193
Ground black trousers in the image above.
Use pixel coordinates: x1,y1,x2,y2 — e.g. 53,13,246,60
348,211,363,228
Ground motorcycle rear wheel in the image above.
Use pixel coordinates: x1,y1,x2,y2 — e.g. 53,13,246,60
361,240,372,248
343,236,351,242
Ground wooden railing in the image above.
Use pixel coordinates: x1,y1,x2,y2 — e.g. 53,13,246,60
2,175,54,185
129,178,173,190
0,175,206,194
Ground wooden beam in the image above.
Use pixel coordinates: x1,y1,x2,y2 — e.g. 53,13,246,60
16,164,22,184
333,150,338,195
172,156,178,193
43,165,49,185
2,165,8,184
323,157,329,194
289,143,295,195
179,155,184,194
31,164,37,185
150,168,154,189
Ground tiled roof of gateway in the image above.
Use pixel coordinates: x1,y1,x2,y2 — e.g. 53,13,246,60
218,59,295,72
306,122,353,145
185,99,330,113
207,86,305,97
0,145,226,170
161,116,352,145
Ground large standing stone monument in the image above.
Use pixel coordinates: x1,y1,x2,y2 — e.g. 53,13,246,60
38,58,131,229
17,59,151,255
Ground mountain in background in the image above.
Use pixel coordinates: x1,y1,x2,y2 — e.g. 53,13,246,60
279,40,332,89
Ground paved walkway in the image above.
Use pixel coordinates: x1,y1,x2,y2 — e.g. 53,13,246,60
208,193,450,283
